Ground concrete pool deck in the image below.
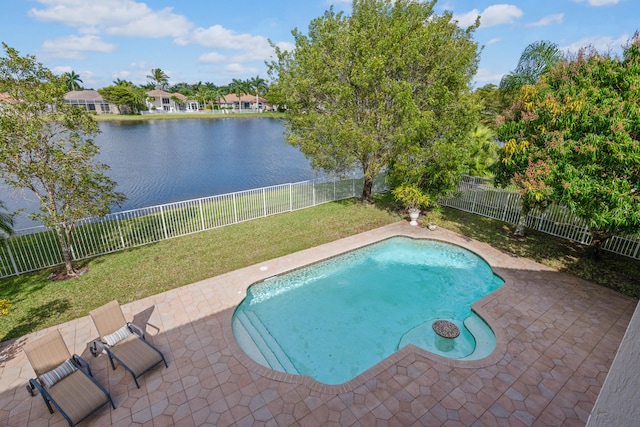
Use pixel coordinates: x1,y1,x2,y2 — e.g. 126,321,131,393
0,222,637,426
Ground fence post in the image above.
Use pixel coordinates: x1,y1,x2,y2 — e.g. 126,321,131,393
116,217,126,249
4,240,20,277
233,194,238,223
289,184,293,211
313,183,316,206
159,206,169,240
199,199,206,231
263,188,267,217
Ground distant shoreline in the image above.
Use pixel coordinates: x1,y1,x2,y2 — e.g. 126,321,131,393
93,111,285,122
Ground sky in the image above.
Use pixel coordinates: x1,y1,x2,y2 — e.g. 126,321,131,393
0,0,636,90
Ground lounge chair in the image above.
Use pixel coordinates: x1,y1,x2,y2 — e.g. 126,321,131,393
23,330,115,426
89,300,167,388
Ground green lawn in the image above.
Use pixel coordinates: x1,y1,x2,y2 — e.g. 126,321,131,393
1,197,638,342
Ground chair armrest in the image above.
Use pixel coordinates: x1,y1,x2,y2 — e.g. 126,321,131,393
72,354,93,377
28,377,45,396
127,322,146,340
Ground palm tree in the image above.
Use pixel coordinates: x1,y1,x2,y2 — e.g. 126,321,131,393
228,78,249,110
499,41,563,96
112,78,133,86
63,70,83,91
146,68,169,90
248,75,268,110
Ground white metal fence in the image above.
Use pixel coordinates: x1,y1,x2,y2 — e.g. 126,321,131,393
0,174,387,278
441,175,640,260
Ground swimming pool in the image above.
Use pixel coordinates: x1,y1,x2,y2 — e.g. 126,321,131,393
232,237,504,384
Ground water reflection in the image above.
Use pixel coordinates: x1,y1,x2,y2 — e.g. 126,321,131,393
1,118,319,229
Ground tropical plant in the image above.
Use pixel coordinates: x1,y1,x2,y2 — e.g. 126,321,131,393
495,37,640,250
466,125,500,177
63,70,83,91
0,43,126,277
268,0,480,202
146,68,169,90
499,40,563,97
391,184,431,211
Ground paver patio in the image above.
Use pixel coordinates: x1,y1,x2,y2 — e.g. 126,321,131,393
0,222,636,426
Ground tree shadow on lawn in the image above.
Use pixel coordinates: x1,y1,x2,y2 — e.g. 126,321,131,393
0,299,71,362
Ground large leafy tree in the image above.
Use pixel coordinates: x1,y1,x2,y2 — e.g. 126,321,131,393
268,0,480,201
0,44,125,276
99,84,147,114
495,38,640,250
472,83,511,131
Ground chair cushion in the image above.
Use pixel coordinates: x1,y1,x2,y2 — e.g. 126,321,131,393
102,324,131,347
39,358,77,388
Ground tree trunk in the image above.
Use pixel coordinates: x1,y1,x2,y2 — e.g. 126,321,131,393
514,206,528,237
361,176,373,202
54,226,77,277
588,229,613,259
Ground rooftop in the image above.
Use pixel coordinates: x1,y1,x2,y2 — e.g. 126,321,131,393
0,222,636,426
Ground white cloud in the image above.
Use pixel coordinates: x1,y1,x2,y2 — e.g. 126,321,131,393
560,34,629,54
41,35,116,59
224,63,259,76
199,52,226,63
473,68,505,85
51,65,73,75
179,25,269,51
29,0,192,38
526,13,564,27
486,37,501,46
573,0,620,6
454,4,523,29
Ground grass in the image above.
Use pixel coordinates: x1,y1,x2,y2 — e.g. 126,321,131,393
1,197,638,342
93,111,284,122
0,196,400,342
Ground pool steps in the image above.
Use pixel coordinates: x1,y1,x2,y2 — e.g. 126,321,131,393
460,314,496,360
234,310,298,374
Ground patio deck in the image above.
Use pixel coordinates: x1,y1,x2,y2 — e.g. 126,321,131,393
0,222,636,426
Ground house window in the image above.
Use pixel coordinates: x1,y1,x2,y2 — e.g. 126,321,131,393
162,98,170,104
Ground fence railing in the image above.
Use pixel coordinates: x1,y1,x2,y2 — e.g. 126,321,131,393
441,175,640,260
0,174,387,279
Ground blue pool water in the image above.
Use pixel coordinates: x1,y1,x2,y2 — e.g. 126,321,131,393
232,237,504,384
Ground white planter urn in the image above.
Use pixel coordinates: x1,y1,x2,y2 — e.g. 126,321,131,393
408,209,420,226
